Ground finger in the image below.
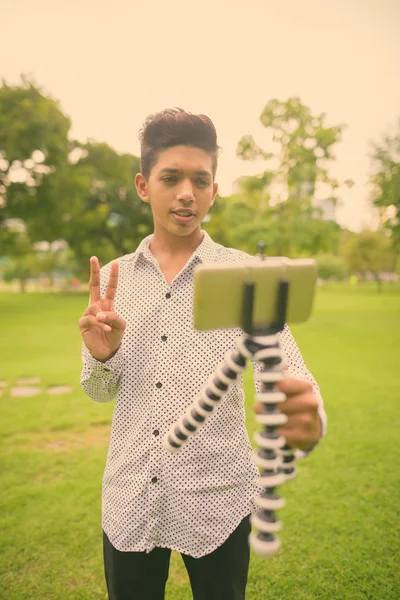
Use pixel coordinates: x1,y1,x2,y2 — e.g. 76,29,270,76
279,392,319,415
79,314,112,333
277,377,313,396
89,256,101,303
254,392,312,415
278,427,308,449
254,401,264,415
278,418,321,450
104,261,119,302
82,302,104,317
95,311,126,332
280,411,316,430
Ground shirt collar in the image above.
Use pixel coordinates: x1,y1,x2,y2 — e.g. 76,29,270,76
120,230,217,266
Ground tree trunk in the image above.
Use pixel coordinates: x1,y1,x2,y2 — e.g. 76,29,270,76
20,278,27,293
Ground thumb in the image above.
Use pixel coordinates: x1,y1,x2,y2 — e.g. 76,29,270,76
96,311,126,332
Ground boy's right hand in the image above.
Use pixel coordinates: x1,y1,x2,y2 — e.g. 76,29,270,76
78,257,126,362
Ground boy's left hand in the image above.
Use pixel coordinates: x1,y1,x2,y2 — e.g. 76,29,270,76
254,377,322,452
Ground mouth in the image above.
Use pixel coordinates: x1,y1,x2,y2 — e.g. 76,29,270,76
171,209,196,223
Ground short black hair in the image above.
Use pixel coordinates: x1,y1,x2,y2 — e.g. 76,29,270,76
139,108,220,180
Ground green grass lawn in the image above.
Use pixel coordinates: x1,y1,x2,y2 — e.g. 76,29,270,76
0,283,399,600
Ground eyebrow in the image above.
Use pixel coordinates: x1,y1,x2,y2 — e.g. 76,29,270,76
159,168,212,178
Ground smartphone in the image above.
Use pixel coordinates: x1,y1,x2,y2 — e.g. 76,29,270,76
193,257,317,331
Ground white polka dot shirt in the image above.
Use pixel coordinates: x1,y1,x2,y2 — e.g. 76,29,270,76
80,230,327,558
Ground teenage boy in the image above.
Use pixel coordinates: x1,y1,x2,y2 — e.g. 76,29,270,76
79,108,326,600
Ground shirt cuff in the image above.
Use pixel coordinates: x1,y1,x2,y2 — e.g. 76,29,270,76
82,343,125,374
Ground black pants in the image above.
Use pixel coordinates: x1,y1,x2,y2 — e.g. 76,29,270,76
103,515,251,600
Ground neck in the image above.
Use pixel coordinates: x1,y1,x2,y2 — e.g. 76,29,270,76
150,225,204,258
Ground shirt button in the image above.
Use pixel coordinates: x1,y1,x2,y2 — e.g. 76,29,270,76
156,382,162,389
153,429,159,436
165,292,171,299
161,335,167,342
151,477,158,483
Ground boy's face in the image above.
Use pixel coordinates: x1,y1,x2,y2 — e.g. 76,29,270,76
135,145,218,240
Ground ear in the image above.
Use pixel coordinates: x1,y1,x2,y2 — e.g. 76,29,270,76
135,173,150,203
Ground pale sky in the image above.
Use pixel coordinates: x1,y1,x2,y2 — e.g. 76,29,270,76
2,0,400,231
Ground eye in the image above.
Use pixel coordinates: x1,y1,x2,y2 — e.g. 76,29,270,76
162,176,177,184
196,179,209,187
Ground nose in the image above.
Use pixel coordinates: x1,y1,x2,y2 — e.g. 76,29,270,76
176,178,195,203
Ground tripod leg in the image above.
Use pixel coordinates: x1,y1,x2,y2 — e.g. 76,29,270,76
248,333,296,556
163,346,249,453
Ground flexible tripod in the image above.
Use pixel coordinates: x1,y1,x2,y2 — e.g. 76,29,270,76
163,246,296,556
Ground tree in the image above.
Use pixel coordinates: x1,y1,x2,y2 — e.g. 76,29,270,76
0,75,71,235
214,174,275,253
201,193,231,246
341,230,395,291
316,254,346,280
237,97,352,200
232,97,352,257
55,141,153,277
0,76,153,278
0,230,40,292
34,241,77,287
370,119,400,262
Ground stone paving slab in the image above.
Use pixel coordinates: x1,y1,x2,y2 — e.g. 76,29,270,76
8,379,72,397
47,386,72,395
16,377,41,385
11,387,40,397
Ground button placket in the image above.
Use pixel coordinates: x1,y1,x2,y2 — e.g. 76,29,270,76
153,311,166,453
150,285,172,488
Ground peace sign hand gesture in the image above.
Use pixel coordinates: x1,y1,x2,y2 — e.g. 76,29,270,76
78,257,126,362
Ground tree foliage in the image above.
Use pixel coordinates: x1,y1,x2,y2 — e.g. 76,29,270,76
370,120,400,254
0,75,71,229
210,97,351,257
3,77,398,289
1,232,40,292
36,140,153,277
0,76,152,277
341,230,395,290
237,97,351,201
315,254,346,280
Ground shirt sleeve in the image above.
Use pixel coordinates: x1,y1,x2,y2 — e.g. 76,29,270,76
80,341,125,403
79,260,126,403
251,324,327,458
